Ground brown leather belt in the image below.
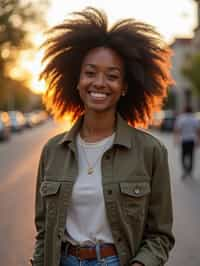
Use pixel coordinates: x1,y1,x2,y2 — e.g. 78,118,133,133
68,244,117,260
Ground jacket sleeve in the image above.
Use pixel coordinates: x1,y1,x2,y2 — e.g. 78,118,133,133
30,145,47,266
131,144,175,266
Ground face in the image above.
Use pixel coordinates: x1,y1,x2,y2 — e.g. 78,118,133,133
78,47,126,114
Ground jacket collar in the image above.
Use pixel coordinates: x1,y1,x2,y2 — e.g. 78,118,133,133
59,113,132,149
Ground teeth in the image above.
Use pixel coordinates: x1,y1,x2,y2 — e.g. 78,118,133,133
90,92,107,98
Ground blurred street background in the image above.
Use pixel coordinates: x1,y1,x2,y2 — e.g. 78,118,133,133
1,0,200,265
0,122,200,265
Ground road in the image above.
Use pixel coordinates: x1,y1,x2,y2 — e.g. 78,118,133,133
0,122,200,266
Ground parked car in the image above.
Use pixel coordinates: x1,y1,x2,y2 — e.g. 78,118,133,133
160,110,176,132
8,111,26,132
33,110,49,125
24,110,49,127
0,111,11,140
24,112,38,128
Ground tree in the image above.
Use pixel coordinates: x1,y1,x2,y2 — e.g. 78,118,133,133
0,0,49,110
182,52,200,98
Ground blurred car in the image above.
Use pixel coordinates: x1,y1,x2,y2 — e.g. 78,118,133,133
8,111,26,132
160,110,176,132
24,112,38,128
0,111,11,140
24,110,49,128
33,110,49,124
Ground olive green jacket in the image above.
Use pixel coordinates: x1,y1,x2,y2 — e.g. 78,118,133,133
31,114,174,266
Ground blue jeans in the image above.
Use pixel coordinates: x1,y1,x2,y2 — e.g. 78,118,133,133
60,254,120,266
60,243,120,266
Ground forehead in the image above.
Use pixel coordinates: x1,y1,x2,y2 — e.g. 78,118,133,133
82,47,124,71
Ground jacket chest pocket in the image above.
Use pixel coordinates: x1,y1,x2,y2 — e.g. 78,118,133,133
120,181,150,222
40,181,61,217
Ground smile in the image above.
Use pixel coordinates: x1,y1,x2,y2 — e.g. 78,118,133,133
88,91,109,100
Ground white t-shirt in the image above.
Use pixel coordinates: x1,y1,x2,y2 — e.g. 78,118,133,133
65,133,115,246
175,113,200,142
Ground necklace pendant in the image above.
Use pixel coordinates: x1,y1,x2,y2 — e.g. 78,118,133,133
88,167,93,175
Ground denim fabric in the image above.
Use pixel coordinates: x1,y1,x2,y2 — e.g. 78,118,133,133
60,255,120,266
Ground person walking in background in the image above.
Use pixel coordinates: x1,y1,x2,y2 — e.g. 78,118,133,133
31,7,174,266
174,105,200,178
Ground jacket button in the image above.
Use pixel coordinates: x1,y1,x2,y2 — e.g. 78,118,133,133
105,154,111,160
117,237,122,242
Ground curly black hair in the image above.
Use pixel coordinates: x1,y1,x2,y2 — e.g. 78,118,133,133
40,7,173,127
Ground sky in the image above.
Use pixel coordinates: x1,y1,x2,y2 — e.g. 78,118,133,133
47,0,198,43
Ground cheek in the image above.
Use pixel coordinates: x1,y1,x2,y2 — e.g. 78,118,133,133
78,77,91,91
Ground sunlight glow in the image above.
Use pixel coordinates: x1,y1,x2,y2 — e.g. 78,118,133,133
24,0,197,95
47,0,197,43
27,50,46,94
24,34,46,94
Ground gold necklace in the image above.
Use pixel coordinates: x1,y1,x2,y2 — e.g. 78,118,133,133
79,136,110,175
82,148,102,175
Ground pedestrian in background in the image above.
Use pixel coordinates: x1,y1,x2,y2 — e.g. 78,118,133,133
31,7,174,266
174,105,200,178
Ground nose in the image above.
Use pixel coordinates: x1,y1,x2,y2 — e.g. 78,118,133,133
93,73,106,88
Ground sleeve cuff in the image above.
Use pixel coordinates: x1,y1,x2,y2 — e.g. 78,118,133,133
130,251,162,266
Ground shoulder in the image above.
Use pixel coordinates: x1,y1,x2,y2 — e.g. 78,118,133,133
41,131,67,153
131,126,167,152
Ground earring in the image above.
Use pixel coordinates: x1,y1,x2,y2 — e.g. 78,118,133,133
122,90,126,96
122,85,127,96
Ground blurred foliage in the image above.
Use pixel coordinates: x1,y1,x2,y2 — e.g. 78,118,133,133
0,0,49,110
182,52,200,97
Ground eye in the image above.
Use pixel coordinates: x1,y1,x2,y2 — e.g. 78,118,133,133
107,74,119,81
84,71,96,77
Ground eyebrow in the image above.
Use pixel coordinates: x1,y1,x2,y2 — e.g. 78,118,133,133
84,64,122,72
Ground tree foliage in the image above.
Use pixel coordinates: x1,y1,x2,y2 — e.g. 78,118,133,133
0,0,49,110
182,52,200,97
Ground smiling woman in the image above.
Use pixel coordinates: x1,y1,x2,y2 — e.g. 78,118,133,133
31,7,174,266
40,7,173,126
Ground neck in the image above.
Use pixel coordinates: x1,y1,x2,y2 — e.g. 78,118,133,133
80,111,116,142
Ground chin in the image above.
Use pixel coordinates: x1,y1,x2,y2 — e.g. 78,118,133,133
86,104,115,113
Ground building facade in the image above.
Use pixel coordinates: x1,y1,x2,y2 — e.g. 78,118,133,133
170,0,200,112
170,38,193,112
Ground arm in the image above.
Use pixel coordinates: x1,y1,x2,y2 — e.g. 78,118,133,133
30,146,47,266
131,144,175,266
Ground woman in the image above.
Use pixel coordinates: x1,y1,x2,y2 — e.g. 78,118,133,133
31,7,174,266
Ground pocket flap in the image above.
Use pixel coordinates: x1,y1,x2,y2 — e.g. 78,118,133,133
40,181,61,196
120,182,150,197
